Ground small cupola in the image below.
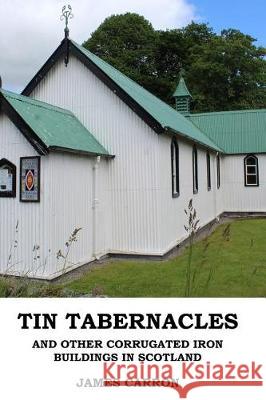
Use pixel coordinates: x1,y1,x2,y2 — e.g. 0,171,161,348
173,72,192,115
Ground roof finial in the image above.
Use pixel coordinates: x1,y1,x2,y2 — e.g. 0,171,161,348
60,5,73,39
179,67,185,78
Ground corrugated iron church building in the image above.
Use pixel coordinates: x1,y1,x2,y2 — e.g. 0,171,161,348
0,31,266,279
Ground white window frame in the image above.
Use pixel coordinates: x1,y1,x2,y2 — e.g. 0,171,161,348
192,145,198,194
244,155,259,187
171,139,179,197
206,151,211,191
216,153,221,189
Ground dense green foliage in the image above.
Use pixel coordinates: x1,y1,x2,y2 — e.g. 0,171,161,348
83,14,266,112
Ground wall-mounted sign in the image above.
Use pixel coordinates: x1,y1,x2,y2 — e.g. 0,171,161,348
0,158,16,198
20,157,40,202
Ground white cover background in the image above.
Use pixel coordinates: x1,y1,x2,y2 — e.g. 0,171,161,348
0,298,265,400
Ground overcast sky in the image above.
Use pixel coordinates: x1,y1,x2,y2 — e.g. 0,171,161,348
0,0,265,93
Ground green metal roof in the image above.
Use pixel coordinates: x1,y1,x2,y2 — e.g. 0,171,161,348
173,77,192,98
0,89,110,156
71,41,220,152
189,109,266,154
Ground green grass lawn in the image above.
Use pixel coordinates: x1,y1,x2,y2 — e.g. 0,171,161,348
1,219,266,297
65,219,266,297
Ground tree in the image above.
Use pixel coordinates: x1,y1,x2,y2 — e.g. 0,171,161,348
153,23,216,104
187,29,266,111
153,29,185,103
83,13,158,92
84,14,266,112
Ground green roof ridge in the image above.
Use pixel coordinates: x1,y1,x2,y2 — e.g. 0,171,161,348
191,109,266,117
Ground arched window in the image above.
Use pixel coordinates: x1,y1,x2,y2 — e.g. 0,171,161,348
244,155,259,186
192,145,198,194
217,153,221,189
171,139,179,197
0,158,16,198
206,151,211,191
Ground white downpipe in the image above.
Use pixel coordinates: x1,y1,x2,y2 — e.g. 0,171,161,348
92,156,101,258
214,152,219,221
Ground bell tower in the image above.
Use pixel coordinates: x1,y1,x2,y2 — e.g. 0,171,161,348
173,71,192,115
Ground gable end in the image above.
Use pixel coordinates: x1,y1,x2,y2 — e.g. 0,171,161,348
22,39,164,135
22,40,66,97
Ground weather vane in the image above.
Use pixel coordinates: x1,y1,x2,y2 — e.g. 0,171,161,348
60,5,73,39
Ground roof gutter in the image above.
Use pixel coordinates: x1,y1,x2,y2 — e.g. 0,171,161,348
49,145,115,158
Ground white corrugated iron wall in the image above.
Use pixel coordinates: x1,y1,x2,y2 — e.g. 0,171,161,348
40,152,96,278
222,155,266,212
157,134,224,252
31,55,162,255
0,115,39,276
217,155,224,215
0,114,98,278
